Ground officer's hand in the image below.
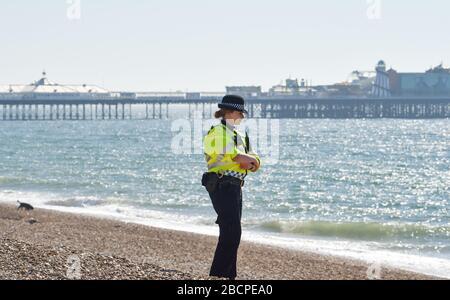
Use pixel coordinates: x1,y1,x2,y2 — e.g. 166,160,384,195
250,160,260,172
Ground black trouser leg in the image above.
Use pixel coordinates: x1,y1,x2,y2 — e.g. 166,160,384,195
209,182,242,279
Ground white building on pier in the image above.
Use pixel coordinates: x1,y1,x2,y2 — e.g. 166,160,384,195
0,72,119,100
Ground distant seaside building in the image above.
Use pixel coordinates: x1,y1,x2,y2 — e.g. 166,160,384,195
0,72,119,100
371,60,391,97
388,63,450,97
226,86,262,98
367,60,450,97
269,78,316,97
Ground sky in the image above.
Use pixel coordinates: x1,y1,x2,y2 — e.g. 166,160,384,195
0,0,449,92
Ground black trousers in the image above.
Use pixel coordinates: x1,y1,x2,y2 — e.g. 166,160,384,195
208,179,243,279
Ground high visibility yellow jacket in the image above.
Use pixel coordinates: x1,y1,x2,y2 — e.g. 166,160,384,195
203,121,260,178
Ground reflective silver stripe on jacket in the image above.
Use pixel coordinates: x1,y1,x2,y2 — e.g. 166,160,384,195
208,161,236,170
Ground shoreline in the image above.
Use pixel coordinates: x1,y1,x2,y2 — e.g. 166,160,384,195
0,203,439,280
3,198,449,278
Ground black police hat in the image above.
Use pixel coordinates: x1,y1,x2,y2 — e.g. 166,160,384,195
218,95,248,114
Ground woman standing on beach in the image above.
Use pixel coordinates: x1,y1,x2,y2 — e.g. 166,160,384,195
202,95,261,280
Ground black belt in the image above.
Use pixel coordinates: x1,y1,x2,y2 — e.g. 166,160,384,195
202,173,245,194
218,174,245,187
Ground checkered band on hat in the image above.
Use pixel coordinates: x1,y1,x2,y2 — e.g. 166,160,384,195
220,103,246,111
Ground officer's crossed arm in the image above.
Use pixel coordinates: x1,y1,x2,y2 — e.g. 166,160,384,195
233,136,261,172
231,133,260,172
233,154,260,172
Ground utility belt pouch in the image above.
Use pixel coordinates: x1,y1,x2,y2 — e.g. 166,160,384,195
202,173,219,193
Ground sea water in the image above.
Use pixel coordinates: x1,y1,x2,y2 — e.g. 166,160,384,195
1,105,449,277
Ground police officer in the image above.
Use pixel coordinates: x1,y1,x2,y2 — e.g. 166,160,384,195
202,95,261,280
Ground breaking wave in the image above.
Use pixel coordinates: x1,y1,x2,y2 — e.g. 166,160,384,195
260,220,450,241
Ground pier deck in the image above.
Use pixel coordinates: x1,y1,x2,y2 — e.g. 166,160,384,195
0,97,449,120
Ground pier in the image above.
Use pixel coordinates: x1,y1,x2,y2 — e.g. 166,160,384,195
0,97,449,121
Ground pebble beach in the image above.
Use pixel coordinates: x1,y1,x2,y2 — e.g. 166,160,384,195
0,203,436,280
